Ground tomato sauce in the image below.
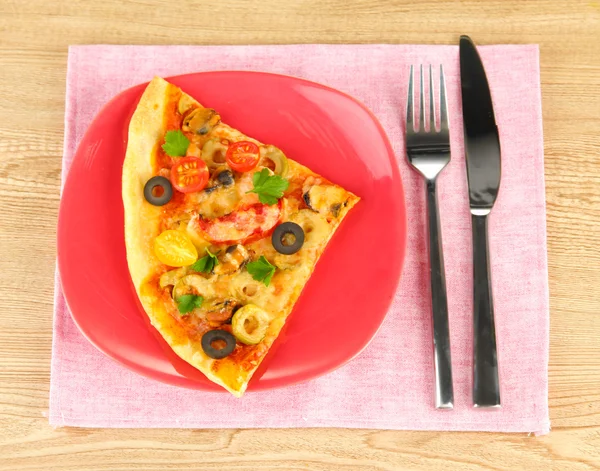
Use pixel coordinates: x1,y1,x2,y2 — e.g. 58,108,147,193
153,86,184,171
213,339,266,374
146,279,262,373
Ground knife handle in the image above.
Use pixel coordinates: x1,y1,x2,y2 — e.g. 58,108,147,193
426,180,454,409
472,214,501,408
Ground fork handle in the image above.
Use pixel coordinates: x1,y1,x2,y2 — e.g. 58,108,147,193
472,214,501,408
426,180,454,409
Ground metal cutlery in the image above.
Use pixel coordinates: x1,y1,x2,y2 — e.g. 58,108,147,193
406,64,454,409
460,35,502,408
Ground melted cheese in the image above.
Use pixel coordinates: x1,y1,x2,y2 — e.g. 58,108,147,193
187,185,241,219
288,209,332,250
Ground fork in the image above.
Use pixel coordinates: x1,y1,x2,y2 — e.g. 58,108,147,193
406,64,454,409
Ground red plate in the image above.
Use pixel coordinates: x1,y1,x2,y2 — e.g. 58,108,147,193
57,72,406,392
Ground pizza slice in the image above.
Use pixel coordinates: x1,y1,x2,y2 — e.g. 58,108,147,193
122,77,359,396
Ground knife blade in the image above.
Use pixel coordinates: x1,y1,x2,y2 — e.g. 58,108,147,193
460,36,501,212
460,35,502,408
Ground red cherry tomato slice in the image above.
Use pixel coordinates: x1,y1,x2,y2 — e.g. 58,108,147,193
170,157,209,193
226,141,260,172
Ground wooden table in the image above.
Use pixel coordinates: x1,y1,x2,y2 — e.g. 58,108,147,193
1,0,599,469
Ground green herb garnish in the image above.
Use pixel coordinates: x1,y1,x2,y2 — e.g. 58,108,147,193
177,294,204,315
190,248,219,274
162,130,190,157
246,255,277,286
247,168,289,205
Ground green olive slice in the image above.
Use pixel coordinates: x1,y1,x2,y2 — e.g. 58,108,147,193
231,304,270,345
260,145,289,176
201,139,229,169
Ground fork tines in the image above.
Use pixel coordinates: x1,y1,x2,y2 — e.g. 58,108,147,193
407,64,449,134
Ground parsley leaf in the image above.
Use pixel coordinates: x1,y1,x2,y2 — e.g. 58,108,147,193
162,130,190,157
177,294,204,315
190,248,219,273
247,168,289,205
246,255,277,286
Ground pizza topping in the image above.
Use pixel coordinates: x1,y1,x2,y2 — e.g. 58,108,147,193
185,141,202,158
201,139,229,169
260,145,289,176
205,168,235,194
176,294,204,315
162,130,190,157
177,94,196,115
302,191,312,208
203,185,220,195
201,330,236,359
154,230,198,267
204,299,238,324
172,274,215,301
247,168,289,205
182,107,221,135
196,201,282,244
231,304,270,345
233,170,260,206
204,166,235,194
272,222,305,255
143,176,173,206
302,183,349,219
216,169,235,187
288,210,331,250
170,156,209,193
213,244,249,275
190,248,219,274
226,141,261,173
246,255,277,287
159,267,188,289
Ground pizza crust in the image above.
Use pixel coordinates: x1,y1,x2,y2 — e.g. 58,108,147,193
122,77,166,290
123,77,249,396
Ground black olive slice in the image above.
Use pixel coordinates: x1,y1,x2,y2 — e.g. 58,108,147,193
272,222,305,255
143,176,173,206
201,330,236,359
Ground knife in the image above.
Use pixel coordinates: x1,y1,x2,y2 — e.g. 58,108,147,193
460,35,502,408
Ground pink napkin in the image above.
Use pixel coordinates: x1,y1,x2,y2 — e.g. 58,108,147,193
51,45,549,434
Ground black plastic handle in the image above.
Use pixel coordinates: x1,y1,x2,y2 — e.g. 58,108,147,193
472,214,501,408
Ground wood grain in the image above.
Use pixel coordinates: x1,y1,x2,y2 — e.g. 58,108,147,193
1,0,599,469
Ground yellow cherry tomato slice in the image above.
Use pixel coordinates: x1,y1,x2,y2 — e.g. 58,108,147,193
154,230,198,267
